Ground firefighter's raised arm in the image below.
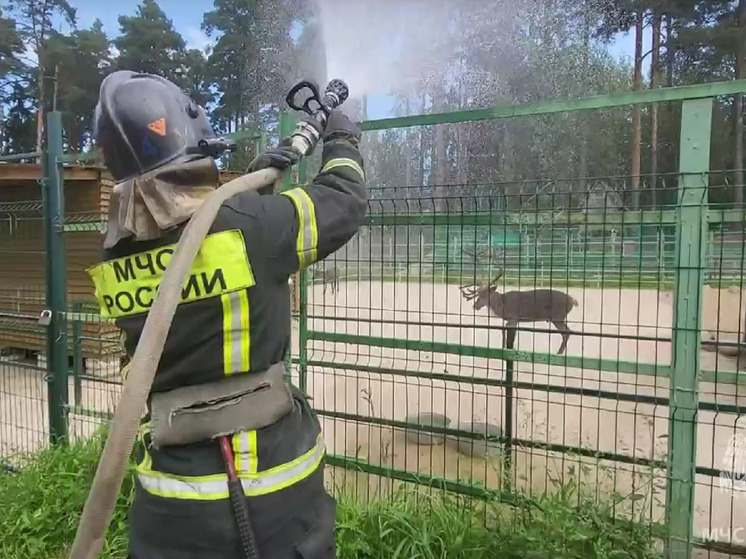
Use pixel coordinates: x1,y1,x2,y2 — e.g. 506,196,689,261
222,109,367,280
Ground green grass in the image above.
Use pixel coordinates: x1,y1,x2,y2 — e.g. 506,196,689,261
0,431,133,558
0,432,662,559
336,478,663,559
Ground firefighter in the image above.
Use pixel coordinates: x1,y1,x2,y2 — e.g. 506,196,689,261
87,70,367,558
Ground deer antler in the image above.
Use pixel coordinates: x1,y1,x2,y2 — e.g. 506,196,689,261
459,284,482,301
461,270,505,301
488,272,503,289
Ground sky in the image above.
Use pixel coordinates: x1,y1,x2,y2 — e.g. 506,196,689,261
62,1,643,120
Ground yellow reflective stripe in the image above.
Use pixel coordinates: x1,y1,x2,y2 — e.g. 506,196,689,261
320,157,365,180
232,430,258,474
136,435,325,500
221,294,232,373
281,188,319,269
232,432,244,472
221,290,250,375
247,430,258,473
138,423,153,470
238,291,249,371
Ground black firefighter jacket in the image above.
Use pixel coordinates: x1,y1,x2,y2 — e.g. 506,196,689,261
87,135,366,557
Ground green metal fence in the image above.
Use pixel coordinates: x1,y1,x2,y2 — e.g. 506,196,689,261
297,82,746,559
0,152,50,461
1,81,745,558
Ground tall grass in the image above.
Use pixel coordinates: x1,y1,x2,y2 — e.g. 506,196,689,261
336,479,662,559
0,432,133,558
0,432,662,559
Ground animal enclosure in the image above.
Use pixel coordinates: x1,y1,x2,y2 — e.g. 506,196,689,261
1,84,746,559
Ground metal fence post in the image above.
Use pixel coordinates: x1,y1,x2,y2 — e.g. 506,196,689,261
503,330,515,493
42,111,68,445
278,110,311,393
666,98,711,558
279,109,298,189
296,147,310,395
278,110,301,383
72,300,83,407
257,131,267,156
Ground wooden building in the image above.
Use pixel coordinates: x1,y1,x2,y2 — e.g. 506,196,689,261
0,163,245,368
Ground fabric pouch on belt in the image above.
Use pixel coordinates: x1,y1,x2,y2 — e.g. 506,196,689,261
149,362,293,449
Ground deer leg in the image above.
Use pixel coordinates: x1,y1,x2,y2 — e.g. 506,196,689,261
504,320,518,350
552,320,572,355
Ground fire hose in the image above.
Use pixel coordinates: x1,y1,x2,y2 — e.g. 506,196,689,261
67,78,349,559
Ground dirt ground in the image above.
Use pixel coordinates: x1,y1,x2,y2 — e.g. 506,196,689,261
300,280,746,545
1,280,744,547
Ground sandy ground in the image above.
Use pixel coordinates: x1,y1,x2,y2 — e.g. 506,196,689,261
0,361,121,457
1,280,745,548
299,281,746,546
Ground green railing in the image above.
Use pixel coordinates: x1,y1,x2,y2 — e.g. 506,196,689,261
296,81,746,559
1,81,745,558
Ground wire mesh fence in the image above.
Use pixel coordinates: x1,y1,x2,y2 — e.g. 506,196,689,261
294,95,746,556
0,165,50,464
300,178,746,556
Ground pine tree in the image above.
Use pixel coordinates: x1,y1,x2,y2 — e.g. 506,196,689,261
45,20,111,151
114,0,186,83
2,0,76,152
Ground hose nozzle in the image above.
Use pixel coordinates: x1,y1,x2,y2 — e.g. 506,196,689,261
286,78,351,156
321,79,349,116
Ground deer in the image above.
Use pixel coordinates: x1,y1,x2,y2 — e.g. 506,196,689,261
460,272,578,355
313,263,339,295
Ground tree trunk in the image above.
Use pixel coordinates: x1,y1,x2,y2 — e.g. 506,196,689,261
419,93,426,188
735,0,745,208
630,10,644,208
404,97,412,187
434,121,446,211
662,13,675,198
35,44,45,156
650,13,661,207
665,15,674,88
579,4,591,192
432,87,446,212
457,124,467,186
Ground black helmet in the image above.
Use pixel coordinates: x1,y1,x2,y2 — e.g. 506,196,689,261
94,70,217,182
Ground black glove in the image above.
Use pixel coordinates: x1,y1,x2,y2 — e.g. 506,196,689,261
246,137,300,174
323,109,362,147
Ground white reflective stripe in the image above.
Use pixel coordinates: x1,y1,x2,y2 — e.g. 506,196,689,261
320,157,365,180
281,188,318,269
221,290,250,375
136,437,325,500
232,430,257,474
